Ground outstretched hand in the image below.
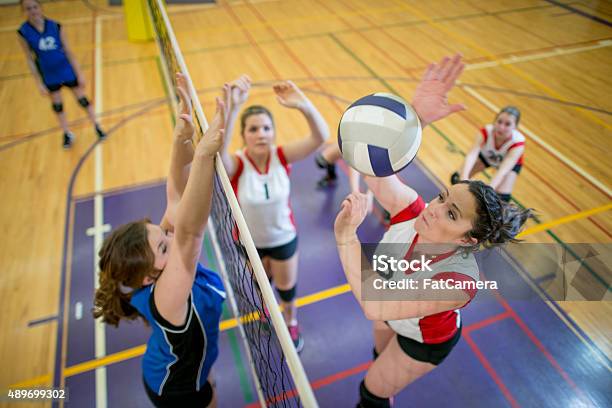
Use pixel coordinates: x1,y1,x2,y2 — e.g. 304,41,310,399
175,72,195,141
334,192,369,243
273,80,310,111
412,53,466,127
229,75,251,108
196,93,226,158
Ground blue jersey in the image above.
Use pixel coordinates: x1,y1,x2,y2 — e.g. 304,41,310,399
18,19,76,86
130,264,226,396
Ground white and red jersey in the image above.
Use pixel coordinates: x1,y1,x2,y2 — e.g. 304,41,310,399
479,124,525,168
231,146,296,249
378,197,480,344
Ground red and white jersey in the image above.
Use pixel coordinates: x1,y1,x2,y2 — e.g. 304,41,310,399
378,197,480,344
479,124,525,168
231,146,296,248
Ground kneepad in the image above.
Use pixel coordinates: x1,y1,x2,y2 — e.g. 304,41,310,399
276,285,296,302
358,381,390,408
78,96,90,108
498,193,512,203
52,102,63,113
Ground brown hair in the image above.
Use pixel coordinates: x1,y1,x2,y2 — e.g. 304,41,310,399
496,106,521,126
92,218,156,327
239,105,274,135
20,0,41,7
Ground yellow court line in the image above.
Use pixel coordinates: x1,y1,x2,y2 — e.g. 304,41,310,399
7,201,611,388
517,202,612,238
9,375,52,389
8,284,354,388
391,0,612,130
7,199,611,389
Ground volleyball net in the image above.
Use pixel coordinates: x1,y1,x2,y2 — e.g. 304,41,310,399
145,0,317,406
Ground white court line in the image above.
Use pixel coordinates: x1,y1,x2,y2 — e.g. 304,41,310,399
465,40,612,71
0,14,120,33
460,39,612,197
92,15,108,408
460,83,612,197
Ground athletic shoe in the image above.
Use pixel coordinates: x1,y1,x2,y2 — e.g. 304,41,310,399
288,324,304,353
450,171,460,185
63,132,75,149
95,125,107,141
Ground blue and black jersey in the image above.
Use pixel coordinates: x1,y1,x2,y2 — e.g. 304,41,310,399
130,264,226,397
17,18,76,86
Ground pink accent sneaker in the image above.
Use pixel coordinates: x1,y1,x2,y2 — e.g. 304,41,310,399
288,324,304,353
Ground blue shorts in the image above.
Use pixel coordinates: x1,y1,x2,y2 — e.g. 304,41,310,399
45,77,79,92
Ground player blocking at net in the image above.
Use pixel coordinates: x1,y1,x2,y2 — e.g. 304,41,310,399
220,75,329,353
93,73,227,408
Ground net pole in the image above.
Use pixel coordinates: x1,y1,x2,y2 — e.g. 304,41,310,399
147,0,318,406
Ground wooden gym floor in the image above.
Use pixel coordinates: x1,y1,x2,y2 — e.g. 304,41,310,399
0,0,610,406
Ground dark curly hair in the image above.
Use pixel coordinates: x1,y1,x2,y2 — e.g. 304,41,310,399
459,180,532,251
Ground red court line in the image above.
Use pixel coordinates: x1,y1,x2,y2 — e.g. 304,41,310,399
242,0,344,112
318,0,612,212
221,4,282,79
464,90,612,200
465,0,558,47
493,292,584,394
329,2,612,202
463,333,521,408
312,0,419,80
463,311,512,333
225,2,592,405
457,102,612,238
244,312,512,407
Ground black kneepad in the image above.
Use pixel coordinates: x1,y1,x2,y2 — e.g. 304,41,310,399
358,381,390,408
52,102,63,113
499,193,512,202
276,285,296,302
78,96,90,108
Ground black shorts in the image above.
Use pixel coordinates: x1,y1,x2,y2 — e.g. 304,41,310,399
46,78,79,92
257,236,298,261
394,325,462,366
478,152,522,174
144,378,213,408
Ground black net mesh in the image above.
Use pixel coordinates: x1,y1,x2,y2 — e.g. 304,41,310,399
146,0,304,405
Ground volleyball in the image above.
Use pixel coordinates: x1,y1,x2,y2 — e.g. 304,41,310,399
338,93,422,177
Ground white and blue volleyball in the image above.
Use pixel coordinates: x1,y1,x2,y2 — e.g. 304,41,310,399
338,93,422,177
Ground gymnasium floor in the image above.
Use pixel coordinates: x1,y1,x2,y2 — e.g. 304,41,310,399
59,158,610,407
1,0,611,407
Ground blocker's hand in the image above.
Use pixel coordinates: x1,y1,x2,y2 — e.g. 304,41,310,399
174,72,195,142
412,53,466,127
273,80,310,111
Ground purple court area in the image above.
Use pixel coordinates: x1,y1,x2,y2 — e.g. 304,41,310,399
63,156,611,407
